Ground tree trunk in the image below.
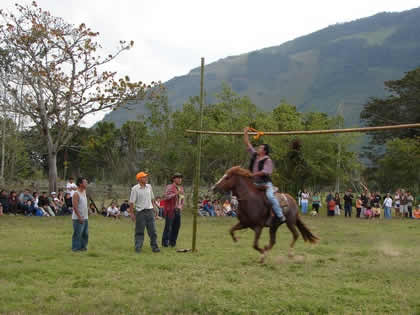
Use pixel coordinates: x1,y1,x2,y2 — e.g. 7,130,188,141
47,150,58,193
0,112,6,185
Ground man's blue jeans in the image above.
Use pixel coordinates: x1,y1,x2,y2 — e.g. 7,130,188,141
384,206,391,219
72,219,88,251
264,182,284,218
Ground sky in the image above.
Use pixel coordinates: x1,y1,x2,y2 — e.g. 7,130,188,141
1,0,419,126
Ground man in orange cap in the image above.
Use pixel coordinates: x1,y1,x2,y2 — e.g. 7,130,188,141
128,171,160,253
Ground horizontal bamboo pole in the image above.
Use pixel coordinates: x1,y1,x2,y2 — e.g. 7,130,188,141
185,123,420,136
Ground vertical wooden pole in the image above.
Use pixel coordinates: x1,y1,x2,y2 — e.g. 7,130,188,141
192,58,204,252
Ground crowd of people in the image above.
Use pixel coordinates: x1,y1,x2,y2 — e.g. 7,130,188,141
298,188,420,219
0,177,78,217
197,196,238,217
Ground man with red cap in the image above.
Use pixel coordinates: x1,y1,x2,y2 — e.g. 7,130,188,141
128,171,160,253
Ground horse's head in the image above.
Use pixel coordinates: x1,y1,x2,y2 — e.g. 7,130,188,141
211,166,252,194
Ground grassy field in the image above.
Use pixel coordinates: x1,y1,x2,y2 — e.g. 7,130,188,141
0,213,419,314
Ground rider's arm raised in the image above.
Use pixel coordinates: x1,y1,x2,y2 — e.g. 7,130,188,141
243,127,254,150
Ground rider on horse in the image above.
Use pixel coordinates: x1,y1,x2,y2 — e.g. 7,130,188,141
243,127,286,224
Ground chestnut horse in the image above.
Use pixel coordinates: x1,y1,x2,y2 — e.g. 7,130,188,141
212,166,318,263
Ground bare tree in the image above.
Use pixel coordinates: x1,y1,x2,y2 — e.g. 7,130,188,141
0,2,159,191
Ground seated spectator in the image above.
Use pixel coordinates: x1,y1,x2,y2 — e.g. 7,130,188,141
62,192,73,215
50,192,63,214
119,200,130,217
203,200,216,217
100,206,107,217
33,192,47,216
372,206,381,219
0,190,9,214
231,195,239,212
107,202,121,219
8,191,18,215
38,192,55,216
364,208,373,219
214,200,223,216
18,189,34,215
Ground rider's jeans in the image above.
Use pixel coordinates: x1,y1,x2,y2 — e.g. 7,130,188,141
261,182,284,218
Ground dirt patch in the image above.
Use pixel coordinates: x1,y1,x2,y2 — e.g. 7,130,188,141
378,243,401,257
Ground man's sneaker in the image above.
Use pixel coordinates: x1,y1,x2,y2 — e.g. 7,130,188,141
152,247,161,253
135,247,141,254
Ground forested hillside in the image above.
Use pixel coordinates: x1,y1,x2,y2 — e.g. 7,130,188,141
103,7,420,127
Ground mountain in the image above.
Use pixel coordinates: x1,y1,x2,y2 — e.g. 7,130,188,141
103,7,420,127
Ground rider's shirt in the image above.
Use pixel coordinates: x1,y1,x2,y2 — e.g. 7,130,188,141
248,146,274,182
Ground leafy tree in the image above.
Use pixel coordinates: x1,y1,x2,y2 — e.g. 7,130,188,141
0,2,159,192
377,137,420,192
360,67,420,145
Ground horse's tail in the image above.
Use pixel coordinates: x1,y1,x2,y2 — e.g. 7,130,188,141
296,216,319,244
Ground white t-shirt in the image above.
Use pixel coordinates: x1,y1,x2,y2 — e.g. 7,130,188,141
301,192,309,202
72,190,88,220
383,197,393,208
107,206,119,215
67,182,77,197
129,184,154,212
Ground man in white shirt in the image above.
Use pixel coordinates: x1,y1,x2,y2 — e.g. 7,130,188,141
107,201,121,219
66,177,78,197
129,172,160,253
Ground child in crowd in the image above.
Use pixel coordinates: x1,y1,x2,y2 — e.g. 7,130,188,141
356,196,362,218
328,199,336,216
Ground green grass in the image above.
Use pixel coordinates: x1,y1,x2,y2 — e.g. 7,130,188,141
1,214,419,314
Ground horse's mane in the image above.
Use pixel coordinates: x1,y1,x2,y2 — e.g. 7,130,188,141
226,166,253,178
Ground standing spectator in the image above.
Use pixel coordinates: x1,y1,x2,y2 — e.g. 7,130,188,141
383,193,393,219
129,172,160,253
334,193,341,216
356,195,362,218
162,173,184,248
300,189,309,214
407,191,414,218
343,189,354,218
72,177,89,252
0,203,3,216
325,192,333,215
311,192,321,214
0,190,9,214
107,201,121,219
66,177,78,197
154,197,163,218
361,192,369,218
400,189,408,218
8,191,18,215
394,190,401,217
374,192,381,207
120,200,130,217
